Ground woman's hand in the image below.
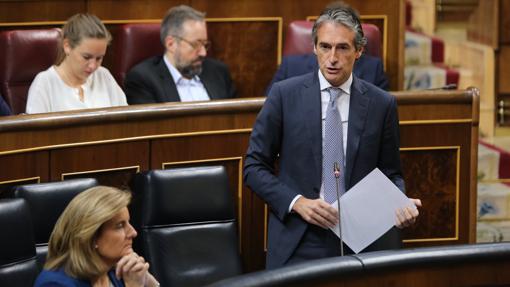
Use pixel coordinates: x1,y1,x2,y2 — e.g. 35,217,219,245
115,252,149,287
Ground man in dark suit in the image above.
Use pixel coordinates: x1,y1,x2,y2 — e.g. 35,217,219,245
244,4,421,269
124,5,236,104
0,95,12,116
268,53,389,94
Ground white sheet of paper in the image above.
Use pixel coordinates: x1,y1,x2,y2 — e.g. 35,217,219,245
329,168,415,253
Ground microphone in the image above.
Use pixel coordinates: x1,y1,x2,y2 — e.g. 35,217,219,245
334,162,344,256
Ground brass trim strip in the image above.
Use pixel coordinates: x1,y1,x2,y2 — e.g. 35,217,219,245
161,157,244,253
403,237,458,243
400,145,461,151
0,21,66,27
0,176,40,185
400,146,461,242
206,17,282,22
0,17,281,26
61,166,140,181
0,128,253,156
399,119,473,125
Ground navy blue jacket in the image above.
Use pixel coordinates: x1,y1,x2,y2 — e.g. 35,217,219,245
34,268,124,287
0,96,11,116
245,72,403,269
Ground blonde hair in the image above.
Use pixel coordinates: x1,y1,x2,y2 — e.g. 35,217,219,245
45,186,131,280
55,13,112,65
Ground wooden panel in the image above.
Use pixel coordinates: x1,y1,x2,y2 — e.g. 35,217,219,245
467,0,499,49
0,0,86,22
0,151,48,196
88,0,186,20
0,89,479,271
50,141,149,189
498,46,510,93
401,148,458,242
207,19,280,98
500,0,510,44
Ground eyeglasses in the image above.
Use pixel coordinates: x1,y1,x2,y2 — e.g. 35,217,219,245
172,35,211,51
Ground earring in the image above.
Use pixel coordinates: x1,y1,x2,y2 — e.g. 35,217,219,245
94,244,98,249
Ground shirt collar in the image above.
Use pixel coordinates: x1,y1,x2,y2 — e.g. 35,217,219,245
163,54,202,86
318,69,353,95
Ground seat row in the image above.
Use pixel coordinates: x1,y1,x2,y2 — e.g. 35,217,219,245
0,21,383,115
0,165,242,287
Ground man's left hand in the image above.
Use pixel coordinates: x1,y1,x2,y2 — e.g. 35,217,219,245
396,198,422,228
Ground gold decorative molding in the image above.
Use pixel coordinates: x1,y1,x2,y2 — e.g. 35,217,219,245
0,128,253,156
61,165,140,181
162,157,244,253
0,176,40,186
401,146,461,243
399,119,473,126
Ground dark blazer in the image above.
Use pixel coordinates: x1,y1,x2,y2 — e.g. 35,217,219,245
124,56,236,104
34,268,124,287
244,72,404,269
267,53,389,94
0,95,12,116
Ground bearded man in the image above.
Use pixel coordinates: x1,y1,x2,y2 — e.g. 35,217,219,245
125,5,236,104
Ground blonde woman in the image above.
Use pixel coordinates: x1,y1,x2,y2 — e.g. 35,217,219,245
26,14,127,114
34,186,159,287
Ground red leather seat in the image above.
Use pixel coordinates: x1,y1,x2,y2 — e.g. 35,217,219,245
0,29,60,114
282,20,382,58
110,23,164,88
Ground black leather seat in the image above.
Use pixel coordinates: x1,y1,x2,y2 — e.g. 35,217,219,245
13,178,98,268
206,243,510,287
131,166,243,287
0,198,39,286
206,255,363,287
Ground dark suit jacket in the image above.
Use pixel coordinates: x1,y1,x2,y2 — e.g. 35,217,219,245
267,53,389,95
124,56,236,104
244,72,404,269
0,95,12,116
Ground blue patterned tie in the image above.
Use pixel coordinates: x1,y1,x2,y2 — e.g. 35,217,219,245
323,87,346,204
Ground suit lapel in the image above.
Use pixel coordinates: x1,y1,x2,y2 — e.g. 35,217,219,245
156,58,181,102
301,72,322,186
199,61,219,100
345,77,370,189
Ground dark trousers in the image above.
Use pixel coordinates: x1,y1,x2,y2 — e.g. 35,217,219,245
286,225,353,266
285,225,401,266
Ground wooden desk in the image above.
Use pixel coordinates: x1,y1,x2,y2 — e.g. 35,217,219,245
0,88,479,271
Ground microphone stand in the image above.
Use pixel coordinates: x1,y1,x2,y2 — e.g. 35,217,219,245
334,162,344,256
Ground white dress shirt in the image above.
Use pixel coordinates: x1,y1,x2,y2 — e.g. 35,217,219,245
288,70,353,212
164,55,210,102
26,66,127,114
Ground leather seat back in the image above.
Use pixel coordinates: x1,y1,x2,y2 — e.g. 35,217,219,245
0,198,39,286
0,28,60,114
131,166,242,287
14,178,99,268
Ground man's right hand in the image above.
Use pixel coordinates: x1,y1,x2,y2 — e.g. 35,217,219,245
292,197,338,229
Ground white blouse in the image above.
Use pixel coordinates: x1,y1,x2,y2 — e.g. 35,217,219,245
26,66,127,114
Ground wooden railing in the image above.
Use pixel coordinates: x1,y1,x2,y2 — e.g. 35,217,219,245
0,88,479,271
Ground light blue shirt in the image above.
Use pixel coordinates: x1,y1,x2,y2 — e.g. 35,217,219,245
164,55,210,102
